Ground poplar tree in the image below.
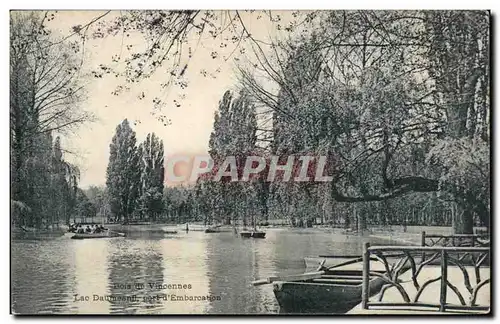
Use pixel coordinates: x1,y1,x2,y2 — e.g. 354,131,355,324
203,90,259,225
139,133,165,221
106,119,141,223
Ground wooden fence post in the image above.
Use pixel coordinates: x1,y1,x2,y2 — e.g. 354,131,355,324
421,231,426,262
439,249,448,312
362,242,371,309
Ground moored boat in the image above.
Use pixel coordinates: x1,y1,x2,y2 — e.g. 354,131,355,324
240,211,266,238
271,267,387,313
240,230,266,238
254,256,410,314
162,230,178,234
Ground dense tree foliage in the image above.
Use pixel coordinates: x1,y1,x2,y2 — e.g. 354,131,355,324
200,90,260,226
138,133,165,220
142,10,490,233
236,10,490,233
106,119,141,223
13,11,489,234
105,120,166,223
10,12,89,228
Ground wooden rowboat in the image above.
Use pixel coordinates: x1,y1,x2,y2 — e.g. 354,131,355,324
70,231,125,239
253,256,411,314
204,226,235,233
272,268,386,314
240,230,266,238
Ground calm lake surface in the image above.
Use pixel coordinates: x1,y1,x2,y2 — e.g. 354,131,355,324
11,228,395,314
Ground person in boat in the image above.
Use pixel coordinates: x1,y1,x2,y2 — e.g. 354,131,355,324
85,225,92,233
99,225,107,231
93,225,101,234
77,225,85,234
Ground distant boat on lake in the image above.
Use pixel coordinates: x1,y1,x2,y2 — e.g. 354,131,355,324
240,213,266,239
240,230,266,238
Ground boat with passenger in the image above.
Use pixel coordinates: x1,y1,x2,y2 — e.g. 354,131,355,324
71,231,125,239
240,230,266,238
67,223,125,239
239,213,266,238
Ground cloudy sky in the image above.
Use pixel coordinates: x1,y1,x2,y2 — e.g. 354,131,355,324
42,10,291,188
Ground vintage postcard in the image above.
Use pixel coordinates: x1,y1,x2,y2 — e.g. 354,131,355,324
10,9,490,315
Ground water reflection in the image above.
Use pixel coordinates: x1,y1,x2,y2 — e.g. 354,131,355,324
73,239,110,314
205,231,258,313
106,239,165,314
159,232,210,314
11,228,397,314
11,239,74,314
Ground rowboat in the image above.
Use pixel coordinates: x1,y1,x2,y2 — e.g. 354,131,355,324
253,256,410,314
272,269,385,313
240,211,266,238
240,230,266,238
70,230,125,239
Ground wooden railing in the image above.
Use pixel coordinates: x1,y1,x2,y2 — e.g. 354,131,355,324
361,243,490,312
421,231,490,248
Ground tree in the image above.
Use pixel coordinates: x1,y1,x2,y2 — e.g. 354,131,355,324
204,90,260,225
106,119,141,223
164,185,195,223
61,10,317,115
236,10,490,233
50,136,80,226
84,185,111,222
138,133,165,221
422,11,490,232
10,12,88,228
75,189,96,223
31,10,489,233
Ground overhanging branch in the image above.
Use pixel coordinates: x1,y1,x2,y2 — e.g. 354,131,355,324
332,176,439,202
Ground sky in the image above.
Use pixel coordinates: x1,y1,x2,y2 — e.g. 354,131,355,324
41,10,292,188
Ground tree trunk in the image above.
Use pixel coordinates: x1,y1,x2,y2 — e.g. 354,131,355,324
356,205,366,233
452,202,474,234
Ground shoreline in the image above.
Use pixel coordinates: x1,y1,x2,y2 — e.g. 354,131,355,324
369,233,422,246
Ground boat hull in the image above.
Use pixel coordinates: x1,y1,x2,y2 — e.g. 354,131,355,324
240,231,266,238
273,275,384,314
70,231,125,239
272,256,414,314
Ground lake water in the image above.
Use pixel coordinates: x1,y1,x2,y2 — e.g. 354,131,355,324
11,228,394,315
